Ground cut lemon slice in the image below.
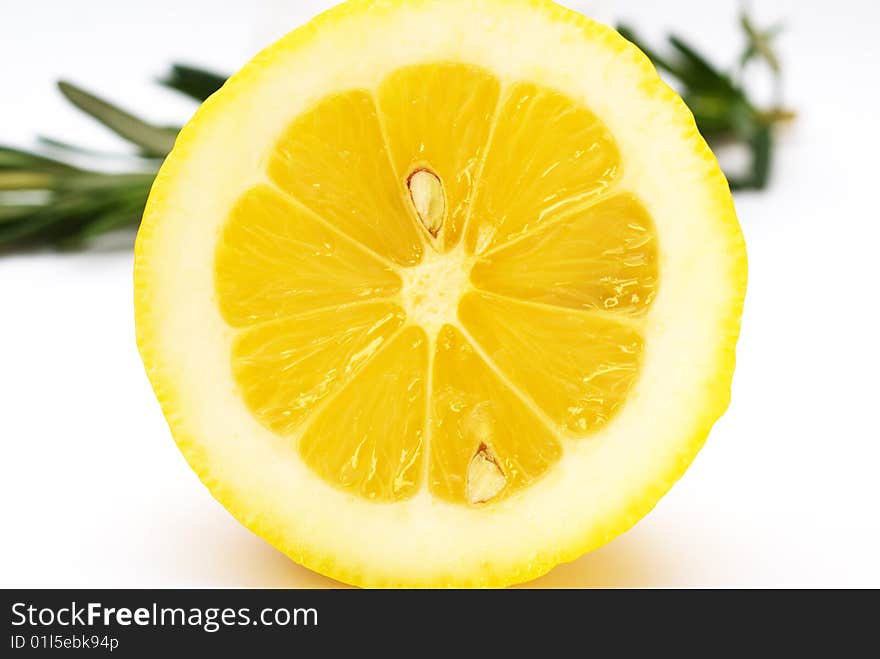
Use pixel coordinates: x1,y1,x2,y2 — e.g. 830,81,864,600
135,0,747,587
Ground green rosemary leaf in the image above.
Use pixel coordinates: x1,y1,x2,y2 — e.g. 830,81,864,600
0,205,42,223
761,107,796,123
727,125,772,191
0,173,154,248
57,81,178,157
159,63,227,102
0,196,99,246
0,172,55,191
688,92,757,140
38,136,163,165
667,35,738,95
61,195,146,246
56,172,156,193
0,146,79,173
616,25,684,78
740,15,783,73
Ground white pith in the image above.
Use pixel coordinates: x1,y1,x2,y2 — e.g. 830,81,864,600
136,0,744,585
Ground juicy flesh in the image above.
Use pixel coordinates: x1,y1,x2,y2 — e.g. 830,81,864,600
214,63,658,505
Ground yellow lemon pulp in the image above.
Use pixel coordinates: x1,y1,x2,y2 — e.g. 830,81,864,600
136,0,746,587
214,64,658,506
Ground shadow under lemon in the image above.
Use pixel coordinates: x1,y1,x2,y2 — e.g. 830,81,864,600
224,523,673,588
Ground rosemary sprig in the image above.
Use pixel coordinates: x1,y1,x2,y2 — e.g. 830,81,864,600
0,69,224,252
56,81,179,157
159,63,227,103
0,144,155,248
618,12,793,191
0,15,790,253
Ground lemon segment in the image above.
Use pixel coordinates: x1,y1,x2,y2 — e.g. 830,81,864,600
299,326,429,502
465,81,620,255
459,292,644,436
268,90,423,267
379,63,501,250
430,325,562,504
232,302,406,437
215,185,402,326
470,193,658,315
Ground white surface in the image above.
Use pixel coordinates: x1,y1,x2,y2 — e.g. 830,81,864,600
1,0,878,588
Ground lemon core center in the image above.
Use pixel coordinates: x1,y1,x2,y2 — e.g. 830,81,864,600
400,246,471,338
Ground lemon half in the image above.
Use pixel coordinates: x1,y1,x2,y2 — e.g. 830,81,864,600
135,0,747,587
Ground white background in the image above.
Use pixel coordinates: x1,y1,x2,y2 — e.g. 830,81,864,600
1,0,878,587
